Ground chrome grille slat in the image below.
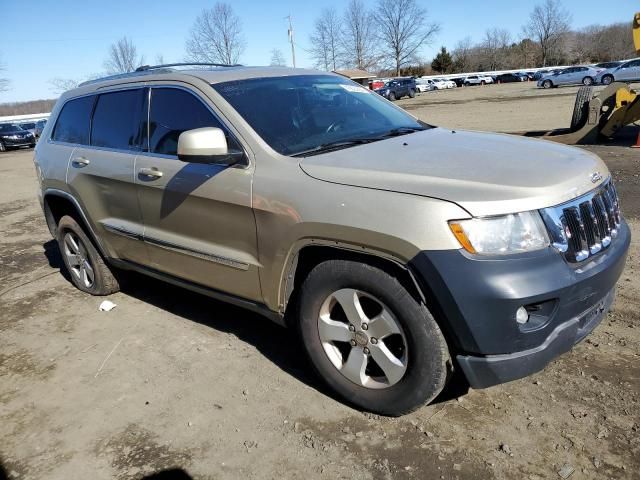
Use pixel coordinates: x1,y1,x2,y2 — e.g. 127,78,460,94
540,180,621,263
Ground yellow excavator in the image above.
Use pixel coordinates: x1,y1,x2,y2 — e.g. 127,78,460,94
522,12,640,145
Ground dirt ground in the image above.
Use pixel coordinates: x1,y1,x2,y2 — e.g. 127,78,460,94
1,83,639,480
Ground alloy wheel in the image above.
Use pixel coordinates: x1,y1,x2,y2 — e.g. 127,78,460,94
317,288,408,389
63,231,95,288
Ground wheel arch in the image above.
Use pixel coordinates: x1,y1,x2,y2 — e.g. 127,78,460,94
281,242,459,345
42,189,108,257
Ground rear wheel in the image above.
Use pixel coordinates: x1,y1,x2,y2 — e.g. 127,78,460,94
582,76,593,86
601,74,614,85
480,80,486,85
570,86,593,131
408,89,416,98
57,215,119,295
543,80,553,89
297,260,450,416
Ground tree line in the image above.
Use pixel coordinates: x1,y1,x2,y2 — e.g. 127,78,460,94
0,0,637,103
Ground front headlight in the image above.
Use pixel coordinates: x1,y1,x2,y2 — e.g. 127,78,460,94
449,211,549,255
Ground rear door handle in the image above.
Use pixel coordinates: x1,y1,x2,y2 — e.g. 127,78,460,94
139,167,163,179
72,156,90,167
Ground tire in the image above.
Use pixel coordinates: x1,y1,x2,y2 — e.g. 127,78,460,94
570,86,593,131
0,141,5,152
29,143,36,148
57,215,119,295
408,89,416,98
582,76,593,86
480,80,485,86
388,92,396,101
543,80,553,89
297,260,450,416
601,74,614,86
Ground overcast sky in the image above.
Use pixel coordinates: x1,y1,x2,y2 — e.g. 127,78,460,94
1,0,637,102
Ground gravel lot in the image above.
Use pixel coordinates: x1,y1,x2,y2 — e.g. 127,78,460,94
1,83,639,480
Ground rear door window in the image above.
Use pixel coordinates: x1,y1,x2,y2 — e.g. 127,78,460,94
91,89,146,151
52,95,95,145
148,88,238,157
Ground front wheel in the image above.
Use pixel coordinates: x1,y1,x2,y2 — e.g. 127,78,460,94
0,141,5,152
543,80,553,89
297,260,450,416
388,92,396,101
601,75,614,85
582,76,593,86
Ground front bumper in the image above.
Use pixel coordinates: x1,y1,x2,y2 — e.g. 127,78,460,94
410,219,630,388
1,136,35,147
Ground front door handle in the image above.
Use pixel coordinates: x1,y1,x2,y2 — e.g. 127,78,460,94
139,167,163,179
72,156,90,168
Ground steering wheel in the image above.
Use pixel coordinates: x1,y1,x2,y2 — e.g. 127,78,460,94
325,120,347,134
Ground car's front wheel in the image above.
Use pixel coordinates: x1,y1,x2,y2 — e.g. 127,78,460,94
57,215,120,295
543,80,553,89
388,92,396,101
582,76,594,86
298,260,450,416
601,75,614,85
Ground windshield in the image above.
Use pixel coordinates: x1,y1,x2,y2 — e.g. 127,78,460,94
213,75,426,156
0,124,23,133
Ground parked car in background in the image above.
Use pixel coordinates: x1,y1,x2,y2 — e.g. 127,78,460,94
496,73,524,83
18,122,37,137
34,119,47,138
0,124,36,151
532,70,551,81
594,58,640,85
464,75,493,86
374,78,417,100
450,77,465,87
593,61,623,70
430,78,449,89
415,78,434,93
537,66,602,88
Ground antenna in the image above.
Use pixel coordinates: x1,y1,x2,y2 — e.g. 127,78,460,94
285,15,296,68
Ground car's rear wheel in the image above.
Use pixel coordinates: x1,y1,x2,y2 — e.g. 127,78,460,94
582,76,594,86
543,80,553,89
298,260,450,416
57,215,120,295
601,74,614,85
408,89,415,98
480,80,485,85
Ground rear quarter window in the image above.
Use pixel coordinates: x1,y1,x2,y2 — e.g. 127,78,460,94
52,96,95,145
91,89,146,151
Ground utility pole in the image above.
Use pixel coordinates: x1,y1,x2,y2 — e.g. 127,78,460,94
286,15,296,68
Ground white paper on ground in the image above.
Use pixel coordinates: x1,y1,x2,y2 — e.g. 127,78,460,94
98,300,117,312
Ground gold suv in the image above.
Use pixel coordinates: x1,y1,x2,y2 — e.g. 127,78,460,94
35,64,630,415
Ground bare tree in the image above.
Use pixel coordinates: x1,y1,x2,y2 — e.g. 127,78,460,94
342,0,379,71
481,28,511,70
186,3,245,65
374,0,439,75
270,49,287,67
104,37,145,74
452,37,473,73
524,0,571,67
309,8,342,71
0,54,9,92
48,78,81,94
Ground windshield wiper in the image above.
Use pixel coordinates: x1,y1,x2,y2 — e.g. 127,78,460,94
291,138,379,157
291,127,426,158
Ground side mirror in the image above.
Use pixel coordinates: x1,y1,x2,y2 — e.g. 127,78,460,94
177,127,244,165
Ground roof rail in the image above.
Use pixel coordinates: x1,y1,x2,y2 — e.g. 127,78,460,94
135,62,242,72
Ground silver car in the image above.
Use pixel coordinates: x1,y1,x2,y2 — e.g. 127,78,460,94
594,58,640,85
537,66,602,88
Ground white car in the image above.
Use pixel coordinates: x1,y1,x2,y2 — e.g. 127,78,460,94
464,75,493,86
415,79,434,93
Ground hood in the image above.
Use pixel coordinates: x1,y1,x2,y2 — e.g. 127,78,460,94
299,128,609,217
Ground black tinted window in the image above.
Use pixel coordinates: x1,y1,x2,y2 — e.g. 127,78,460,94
149,88,232,156
91,89,145,150
52,96,94,144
